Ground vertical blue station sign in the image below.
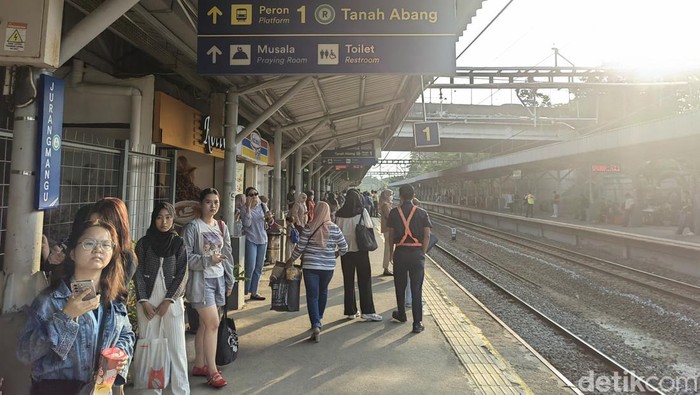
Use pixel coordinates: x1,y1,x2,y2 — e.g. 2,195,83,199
36,74,64,210
197,0,457,74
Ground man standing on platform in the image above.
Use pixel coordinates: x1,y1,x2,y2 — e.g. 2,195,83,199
525,192,535,218
552,191,560,218
287,185,297,211
623,193,635,227
387,184,433,334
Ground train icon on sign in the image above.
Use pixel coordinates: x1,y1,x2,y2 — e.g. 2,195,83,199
231,5,252,25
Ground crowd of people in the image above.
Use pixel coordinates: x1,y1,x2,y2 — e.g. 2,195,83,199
17,182,434,394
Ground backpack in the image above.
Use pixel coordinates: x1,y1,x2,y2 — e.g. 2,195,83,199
289,226,300,244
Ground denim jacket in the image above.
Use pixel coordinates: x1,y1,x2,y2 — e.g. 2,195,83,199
16,281,135,385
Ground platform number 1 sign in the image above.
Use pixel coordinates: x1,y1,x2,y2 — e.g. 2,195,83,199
413,122,441,148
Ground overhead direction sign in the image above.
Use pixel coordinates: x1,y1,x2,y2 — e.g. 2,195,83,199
321,157,377,166
413,121,441,148
197,0,457,75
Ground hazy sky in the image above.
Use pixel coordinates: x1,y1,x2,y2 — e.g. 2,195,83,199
457,0,700,70
373,0,700,176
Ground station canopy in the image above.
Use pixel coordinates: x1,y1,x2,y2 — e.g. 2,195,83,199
67,0,484,183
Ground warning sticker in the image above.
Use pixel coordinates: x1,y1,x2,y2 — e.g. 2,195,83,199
5,22,27,52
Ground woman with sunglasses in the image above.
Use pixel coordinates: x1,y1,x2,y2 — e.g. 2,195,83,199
17,220,135,394
240,186,273,300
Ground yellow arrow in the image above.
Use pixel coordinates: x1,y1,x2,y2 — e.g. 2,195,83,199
207,6,223,25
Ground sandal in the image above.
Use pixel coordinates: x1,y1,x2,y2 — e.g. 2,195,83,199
207,371,228,388
192,365,208,377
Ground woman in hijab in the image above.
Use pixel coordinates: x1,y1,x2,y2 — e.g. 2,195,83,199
291,193,308,231
334,189,383,322
134,202,190,394
286,202,347,342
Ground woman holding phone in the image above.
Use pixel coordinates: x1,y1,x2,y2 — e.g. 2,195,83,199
240,186,273,300
183,188,233,388
17,220,135,394
134,202,190,394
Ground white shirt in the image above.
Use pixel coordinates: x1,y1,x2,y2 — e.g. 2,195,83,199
335,209,374,252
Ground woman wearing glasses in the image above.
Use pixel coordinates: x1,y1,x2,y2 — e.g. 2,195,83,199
240,186,274,300
184,188,234,388
17,220,135,394
89,198,138,287
134,202,190,394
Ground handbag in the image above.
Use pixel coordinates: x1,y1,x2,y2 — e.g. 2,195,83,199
215,310,239,366
132,318,171,390
355,210,378,251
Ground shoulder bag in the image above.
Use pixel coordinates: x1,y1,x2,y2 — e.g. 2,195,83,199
355,211,378,251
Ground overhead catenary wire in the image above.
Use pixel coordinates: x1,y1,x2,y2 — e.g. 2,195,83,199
456,0,516,61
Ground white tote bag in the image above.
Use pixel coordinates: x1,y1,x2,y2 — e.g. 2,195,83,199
132,318,171,390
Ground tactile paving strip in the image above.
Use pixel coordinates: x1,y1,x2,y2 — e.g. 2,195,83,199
423,272,532,395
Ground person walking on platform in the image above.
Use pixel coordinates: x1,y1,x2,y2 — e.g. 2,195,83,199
372,190,379,217
183,188,233,388
286,202,348,342
134,202,190,394
524,192,535,218
387,185,433,334
622,193,635,227
291,193,309,231
287,185,297,212
676,196,695,236
325,191,339,221
240,186,274,301
306,190,316,222
551,191,560,218
379,190,395,276
335,189,383,322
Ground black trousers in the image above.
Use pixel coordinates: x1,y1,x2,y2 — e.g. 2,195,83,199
340,251,376,315
393,247,425,324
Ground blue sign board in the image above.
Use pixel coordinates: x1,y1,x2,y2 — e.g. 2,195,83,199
321,157,377,166
321,147,375,158
198,0,456,35
413,121,440,148
197,0,457,75
36,75,64,210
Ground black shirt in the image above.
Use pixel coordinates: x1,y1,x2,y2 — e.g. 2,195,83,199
387,202,433,247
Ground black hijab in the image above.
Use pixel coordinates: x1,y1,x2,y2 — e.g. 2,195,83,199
146,202,183,257
335,189,364,218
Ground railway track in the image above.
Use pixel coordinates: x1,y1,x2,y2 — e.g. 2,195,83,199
432,243,666,394
430,212,700,306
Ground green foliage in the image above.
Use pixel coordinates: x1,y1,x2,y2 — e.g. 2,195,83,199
516,89,552,108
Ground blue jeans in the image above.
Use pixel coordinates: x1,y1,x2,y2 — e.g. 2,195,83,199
303,269,334,329
245,240,267,295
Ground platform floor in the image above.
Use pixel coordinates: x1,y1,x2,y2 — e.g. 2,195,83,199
498,208,699,244
127,226,575,395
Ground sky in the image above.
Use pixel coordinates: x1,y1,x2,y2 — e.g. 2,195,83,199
370,0,700,178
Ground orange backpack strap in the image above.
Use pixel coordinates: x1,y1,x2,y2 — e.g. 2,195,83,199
397,206,422,247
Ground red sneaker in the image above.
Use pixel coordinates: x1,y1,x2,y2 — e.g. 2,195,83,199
192,365,208,377
208,371,228,388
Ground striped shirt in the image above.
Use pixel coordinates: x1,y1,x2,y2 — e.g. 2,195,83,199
289,223,348,271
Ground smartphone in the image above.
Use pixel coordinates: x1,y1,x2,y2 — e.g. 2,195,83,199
70,279,97,301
